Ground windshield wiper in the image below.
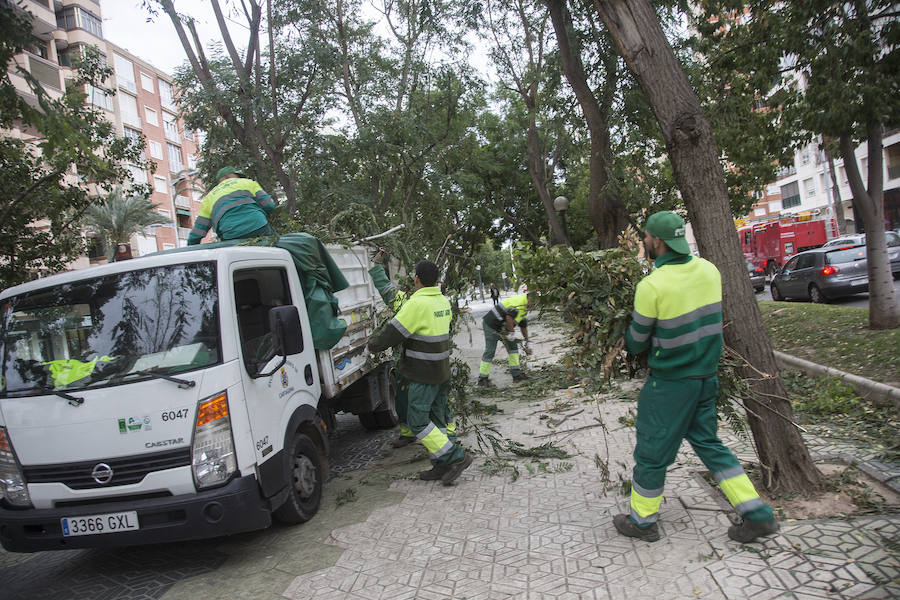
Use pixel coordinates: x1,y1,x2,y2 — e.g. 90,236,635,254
132,369,196,389
13,386,85,406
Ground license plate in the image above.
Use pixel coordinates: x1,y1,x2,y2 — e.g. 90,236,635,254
61,511,139,537
851,278,866,286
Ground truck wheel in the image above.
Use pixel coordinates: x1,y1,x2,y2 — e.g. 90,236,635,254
770,284,784,301
273,433,322,524
809,284,827,304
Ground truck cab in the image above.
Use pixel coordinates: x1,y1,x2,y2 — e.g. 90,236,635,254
0,245,387,552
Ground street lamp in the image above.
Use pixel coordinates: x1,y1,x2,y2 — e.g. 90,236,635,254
554,195,570,246
475,265,485,302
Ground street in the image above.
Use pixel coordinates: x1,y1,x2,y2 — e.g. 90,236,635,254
755,277,900,308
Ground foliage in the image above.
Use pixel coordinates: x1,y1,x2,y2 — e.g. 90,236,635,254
516,227,645,379
82,189,171,259
758,302,900,385
0,10,149,289
334,487,358,506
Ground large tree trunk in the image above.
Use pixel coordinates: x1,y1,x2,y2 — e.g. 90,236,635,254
545,0,629,248
840,130,900,330
593,0,823,493
526,120,569,246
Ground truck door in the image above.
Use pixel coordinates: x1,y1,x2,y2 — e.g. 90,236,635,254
231,266,318,483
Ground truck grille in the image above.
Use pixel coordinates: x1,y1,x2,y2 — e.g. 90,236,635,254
23,448,192,489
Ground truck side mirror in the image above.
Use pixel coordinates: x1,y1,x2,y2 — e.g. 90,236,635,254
256,306,303,378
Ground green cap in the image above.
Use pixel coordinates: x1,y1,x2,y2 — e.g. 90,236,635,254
216,166,244,181
645,211,690,255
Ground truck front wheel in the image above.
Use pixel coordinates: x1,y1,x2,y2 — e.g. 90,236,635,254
273,433,323,524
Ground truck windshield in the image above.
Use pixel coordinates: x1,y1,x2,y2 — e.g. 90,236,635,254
0,262,220,396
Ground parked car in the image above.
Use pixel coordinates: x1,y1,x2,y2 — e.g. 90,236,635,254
770,245,869,303
821,232,900,278
746,259,765,292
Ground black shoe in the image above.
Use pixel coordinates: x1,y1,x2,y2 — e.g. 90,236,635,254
512,372,530,382
476,377,495,388
391,435,415,448
441,453,474,486
613,513,660,542
418,466,448,481
727,518,779,543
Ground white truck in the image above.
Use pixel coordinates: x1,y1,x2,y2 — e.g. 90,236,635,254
0,244,396,552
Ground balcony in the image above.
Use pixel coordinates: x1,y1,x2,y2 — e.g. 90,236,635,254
177,227,191,240
174,195,191,209
28,54,61,90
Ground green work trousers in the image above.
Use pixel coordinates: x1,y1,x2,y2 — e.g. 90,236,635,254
630,375,773,526
480,325,520,378
393,371,412,438
406,380,464,468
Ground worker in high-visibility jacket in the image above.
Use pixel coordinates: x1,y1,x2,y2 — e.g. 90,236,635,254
617,211,778,544
477,291,532,387
187,166,276,245
367,260,473,485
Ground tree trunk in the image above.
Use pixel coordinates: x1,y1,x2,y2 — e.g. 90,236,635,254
526,120,569,246
823,144,847,235
545,0,629,248
593,0,823,493
840,131,900,330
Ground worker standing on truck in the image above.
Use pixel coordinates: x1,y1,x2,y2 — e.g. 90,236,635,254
615,211,778,543
477,291,533,387
367,260,473,485
187,166,276,245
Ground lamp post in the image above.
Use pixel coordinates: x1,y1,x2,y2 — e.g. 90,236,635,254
554,195,570,246
475,265,485,302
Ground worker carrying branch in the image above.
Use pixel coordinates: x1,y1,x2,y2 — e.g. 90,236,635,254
187,166,276,245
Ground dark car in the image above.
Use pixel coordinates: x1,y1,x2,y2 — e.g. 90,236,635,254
770,245,869,303
746,259,765,293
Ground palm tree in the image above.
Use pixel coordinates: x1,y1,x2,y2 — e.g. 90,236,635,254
83,189,171,260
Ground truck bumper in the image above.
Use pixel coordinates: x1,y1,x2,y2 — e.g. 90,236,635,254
0,474,272,553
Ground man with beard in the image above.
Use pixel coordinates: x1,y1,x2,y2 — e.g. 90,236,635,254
614,211,778,543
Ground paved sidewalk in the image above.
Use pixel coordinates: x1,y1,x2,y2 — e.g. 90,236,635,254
280,315,900,600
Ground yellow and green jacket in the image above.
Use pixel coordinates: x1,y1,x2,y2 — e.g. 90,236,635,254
367,286,452,384
187,177,274,245
625,252,722,379
368,264,408,312
483,293,528,331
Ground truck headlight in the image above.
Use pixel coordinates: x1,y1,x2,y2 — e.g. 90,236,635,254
0,426,31,507
191,392,237,490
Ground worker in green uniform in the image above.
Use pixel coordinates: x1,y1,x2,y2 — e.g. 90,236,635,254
477,291,532,387
187,166,276,245
367,260,473,484
616,211,778,543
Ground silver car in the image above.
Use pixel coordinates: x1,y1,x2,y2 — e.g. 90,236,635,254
822,231,900,278
770,245,869,303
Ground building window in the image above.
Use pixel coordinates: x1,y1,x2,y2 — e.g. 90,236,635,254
153,176,168,194
887,144,900,180
129,164,148,186
148,140,163,159
119,92,140,127
780,181,801,209
144,107,158,126
140,72,154,92
113,53,136,93
86,84,113,110
839,165,848,184
56,6,102,37
163,112,179,142
167,143,184,172
123,126,142,152
753,207,766,217
157,208,171,218
159,79,175,109
804,177,815,197
183,127,194,141
188,154,197,170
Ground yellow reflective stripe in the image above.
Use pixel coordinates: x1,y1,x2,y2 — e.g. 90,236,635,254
446,423,456,435
418,422,452,457
630,486,662,520
399,424,413,437
718,473,762,509
508,353,520,367
479,361,491,375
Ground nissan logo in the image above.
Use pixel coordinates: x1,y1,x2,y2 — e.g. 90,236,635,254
91,463,114,485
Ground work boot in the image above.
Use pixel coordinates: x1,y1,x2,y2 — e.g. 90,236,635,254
727,518,779,543
391,435,415,449
476,377,495,388
613,514,660,542
512,372,530,382
418,466,448,481
441,453,474,486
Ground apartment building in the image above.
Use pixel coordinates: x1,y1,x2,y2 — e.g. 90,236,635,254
5,0,205,269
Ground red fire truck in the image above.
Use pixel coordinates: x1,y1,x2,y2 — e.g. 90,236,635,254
738,214,839,275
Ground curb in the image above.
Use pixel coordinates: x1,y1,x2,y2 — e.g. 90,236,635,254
773,350,900,411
